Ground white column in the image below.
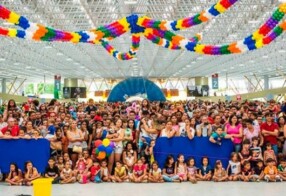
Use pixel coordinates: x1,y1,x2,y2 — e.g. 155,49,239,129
1,78,6,93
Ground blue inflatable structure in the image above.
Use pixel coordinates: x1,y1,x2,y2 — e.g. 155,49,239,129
107,77,166,102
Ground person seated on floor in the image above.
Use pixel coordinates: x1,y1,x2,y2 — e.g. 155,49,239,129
5,163,23,186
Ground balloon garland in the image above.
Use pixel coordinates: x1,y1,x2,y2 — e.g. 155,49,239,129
137,0,239,31
145,4,286,55
0,1,286,60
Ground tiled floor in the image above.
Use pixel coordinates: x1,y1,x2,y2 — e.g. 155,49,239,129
0,182,285,196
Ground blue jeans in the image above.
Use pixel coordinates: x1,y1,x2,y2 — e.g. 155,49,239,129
234,144,241,153
162,175,180,182
272,144,278,155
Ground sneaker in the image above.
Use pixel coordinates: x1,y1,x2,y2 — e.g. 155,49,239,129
256,179,260,182
265,177,269,183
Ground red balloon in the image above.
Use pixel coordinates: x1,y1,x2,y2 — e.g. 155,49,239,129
94,140,102,148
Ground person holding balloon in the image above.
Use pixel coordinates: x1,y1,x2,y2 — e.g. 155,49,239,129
92,137,116,182
106,119,125,173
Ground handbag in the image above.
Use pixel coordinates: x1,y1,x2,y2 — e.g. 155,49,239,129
73,145,83,153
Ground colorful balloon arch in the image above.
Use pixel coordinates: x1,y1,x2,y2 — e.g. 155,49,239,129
0,0,286,60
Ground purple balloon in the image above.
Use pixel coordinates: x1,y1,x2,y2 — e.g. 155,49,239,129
109,142,115,149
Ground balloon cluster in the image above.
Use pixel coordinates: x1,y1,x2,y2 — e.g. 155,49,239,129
93,139,115,160
0,0,286,59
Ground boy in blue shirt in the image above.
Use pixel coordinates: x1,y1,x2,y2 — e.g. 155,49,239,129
209,127,233,145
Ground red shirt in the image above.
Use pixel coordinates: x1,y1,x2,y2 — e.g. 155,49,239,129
260,122,278,145
90,165,100,179
93,115,103,122
1,125,20,137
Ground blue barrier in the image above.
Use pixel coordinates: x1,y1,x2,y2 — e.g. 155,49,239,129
0,139,50,174
154,137,234,169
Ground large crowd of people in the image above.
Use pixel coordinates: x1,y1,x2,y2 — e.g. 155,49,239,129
1,98,286,185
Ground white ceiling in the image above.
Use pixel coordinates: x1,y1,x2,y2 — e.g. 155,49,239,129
0,0,286,82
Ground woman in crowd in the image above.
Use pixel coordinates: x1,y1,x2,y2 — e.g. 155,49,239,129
67,120,84,168
3,99,20,121
243,119,263,146
106,118,125,173
225,115,243,152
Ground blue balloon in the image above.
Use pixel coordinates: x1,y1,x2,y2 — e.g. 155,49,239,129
98,145,106,152
105,146,113,155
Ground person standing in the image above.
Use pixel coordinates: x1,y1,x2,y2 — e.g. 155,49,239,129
261,112,279,155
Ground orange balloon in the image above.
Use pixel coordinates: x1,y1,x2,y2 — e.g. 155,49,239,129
97,151,106,160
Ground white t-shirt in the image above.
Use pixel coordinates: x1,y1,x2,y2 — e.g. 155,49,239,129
141,127,157,140
196,124,209,137
178,126,195,137
229,160,241,175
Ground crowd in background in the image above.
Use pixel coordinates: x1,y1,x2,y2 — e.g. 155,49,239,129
1,98,286,184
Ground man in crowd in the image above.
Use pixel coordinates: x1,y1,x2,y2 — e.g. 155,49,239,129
1,117,19,137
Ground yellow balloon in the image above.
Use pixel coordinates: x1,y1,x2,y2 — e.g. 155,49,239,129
102,138,110,147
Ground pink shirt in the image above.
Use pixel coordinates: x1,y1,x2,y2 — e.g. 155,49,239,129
243,126,260,144
226,123,242,144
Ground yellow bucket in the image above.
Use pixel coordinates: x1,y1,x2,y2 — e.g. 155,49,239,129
32,178,53,196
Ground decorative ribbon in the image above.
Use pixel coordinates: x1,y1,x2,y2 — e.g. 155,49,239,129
0,1,286,60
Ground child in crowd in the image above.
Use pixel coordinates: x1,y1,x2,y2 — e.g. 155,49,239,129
209,127,233,145
5,163,23,186
56,156,65,172
239,139,251,165
175,154,187,182
44,158,60,184
90,160,101,183
24,161,40,186
130,159,148,183
124,150,136,174
197,157,212,181
18,129,31,139
277,158,286,181
74,153,87,177
63,153,73,168
32,130,43,140
140,156,149,172
45,119,56,139
112,161,129,182
186,157,198,184
148,161,164,183
241,161,252,182
100,160,111,182
263,143,277,165
162,155,180,182
264,158,282,182
227,152,241,181
213,160,228,182
145,140,155,165
251,159,264,182
60,162,76,184
250,137,263,167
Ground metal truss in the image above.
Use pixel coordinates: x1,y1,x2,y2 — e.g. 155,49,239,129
0,0,285,83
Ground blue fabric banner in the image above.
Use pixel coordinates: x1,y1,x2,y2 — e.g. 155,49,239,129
154,137,234,169
0,139,50,174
